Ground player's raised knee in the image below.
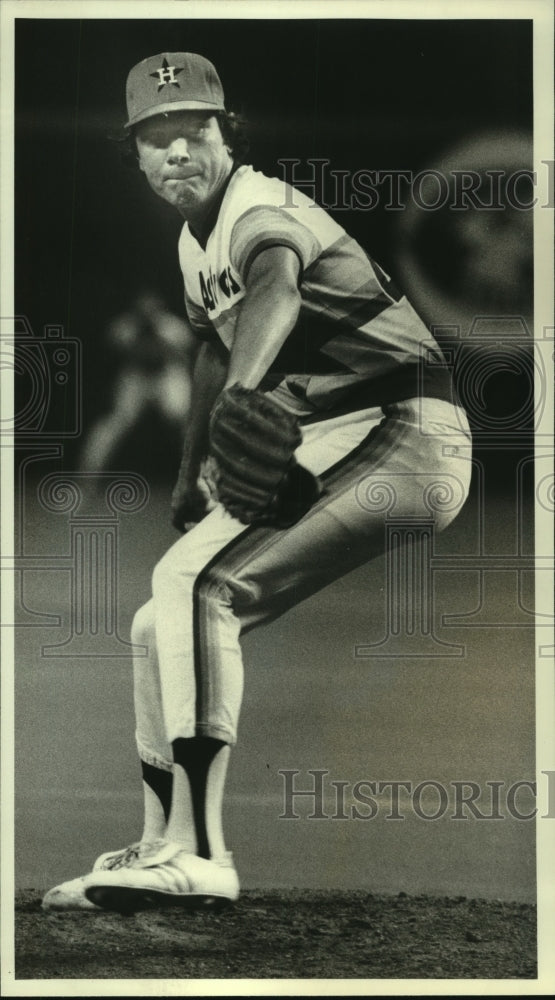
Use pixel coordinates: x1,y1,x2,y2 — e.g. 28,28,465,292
151,545,198,598
130,599,156,646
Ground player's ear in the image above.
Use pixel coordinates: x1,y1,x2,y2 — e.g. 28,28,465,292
131,128,147,172
135,144,146,173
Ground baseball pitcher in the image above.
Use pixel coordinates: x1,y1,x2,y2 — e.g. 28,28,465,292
43,52,472,912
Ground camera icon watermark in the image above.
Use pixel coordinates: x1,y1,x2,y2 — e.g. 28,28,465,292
1,315,82,438
411,318,553,444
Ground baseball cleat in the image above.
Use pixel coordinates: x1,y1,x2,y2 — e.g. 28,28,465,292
41,841,160,911
83,839,240,913
41,874,100,912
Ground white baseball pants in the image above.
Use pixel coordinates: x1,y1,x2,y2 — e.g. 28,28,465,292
132,397,472,769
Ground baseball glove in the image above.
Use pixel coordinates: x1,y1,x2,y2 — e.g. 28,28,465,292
208,385,322,527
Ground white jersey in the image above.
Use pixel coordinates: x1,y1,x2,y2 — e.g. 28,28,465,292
178,164,454,418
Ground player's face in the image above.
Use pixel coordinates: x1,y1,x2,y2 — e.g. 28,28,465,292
135,112,234,222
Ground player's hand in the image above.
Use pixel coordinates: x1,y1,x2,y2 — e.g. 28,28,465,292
171,463,218,533
171,481,207,533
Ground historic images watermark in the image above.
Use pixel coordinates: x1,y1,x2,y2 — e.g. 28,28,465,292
277,769,555,821
276,159,553,212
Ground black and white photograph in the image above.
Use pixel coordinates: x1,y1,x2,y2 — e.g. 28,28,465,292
1,0,553,992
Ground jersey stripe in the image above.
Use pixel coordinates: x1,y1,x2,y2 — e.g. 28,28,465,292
178,164,454,415
242,237,305,283
230,205,323,277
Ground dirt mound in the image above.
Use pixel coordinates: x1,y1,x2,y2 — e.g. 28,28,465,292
13,889,536,980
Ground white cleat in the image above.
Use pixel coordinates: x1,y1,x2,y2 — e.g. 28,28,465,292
41,874,100,912
41,841,160,911
83,840,240,913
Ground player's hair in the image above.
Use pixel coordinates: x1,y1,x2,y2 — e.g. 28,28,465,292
113,111,250,168
216,111,250,163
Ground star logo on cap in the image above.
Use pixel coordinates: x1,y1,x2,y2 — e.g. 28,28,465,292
150,57,184,92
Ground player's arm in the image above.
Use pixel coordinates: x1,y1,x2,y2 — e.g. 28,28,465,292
171,336,228,530
172,246,301,530
207,248,323,529
224,245,302,390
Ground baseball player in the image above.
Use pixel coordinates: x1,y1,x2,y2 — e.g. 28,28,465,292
43,52,472,912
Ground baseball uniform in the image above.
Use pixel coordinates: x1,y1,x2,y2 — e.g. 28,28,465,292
131,162,472,755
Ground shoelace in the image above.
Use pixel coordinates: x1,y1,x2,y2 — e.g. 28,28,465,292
102,839,171,871
103,844,141,871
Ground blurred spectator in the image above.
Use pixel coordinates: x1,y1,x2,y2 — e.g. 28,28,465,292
79,294,195,473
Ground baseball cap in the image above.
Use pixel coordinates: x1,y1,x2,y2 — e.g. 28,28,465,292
125,52,225,128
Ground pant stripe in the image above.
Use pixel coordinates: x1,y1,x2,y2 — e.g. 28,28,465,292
192,529,253,734
191,411,398,733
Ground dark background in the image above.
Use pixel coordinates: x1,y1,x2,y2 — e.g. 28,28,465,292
15,18,534,476
13,17,538,905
